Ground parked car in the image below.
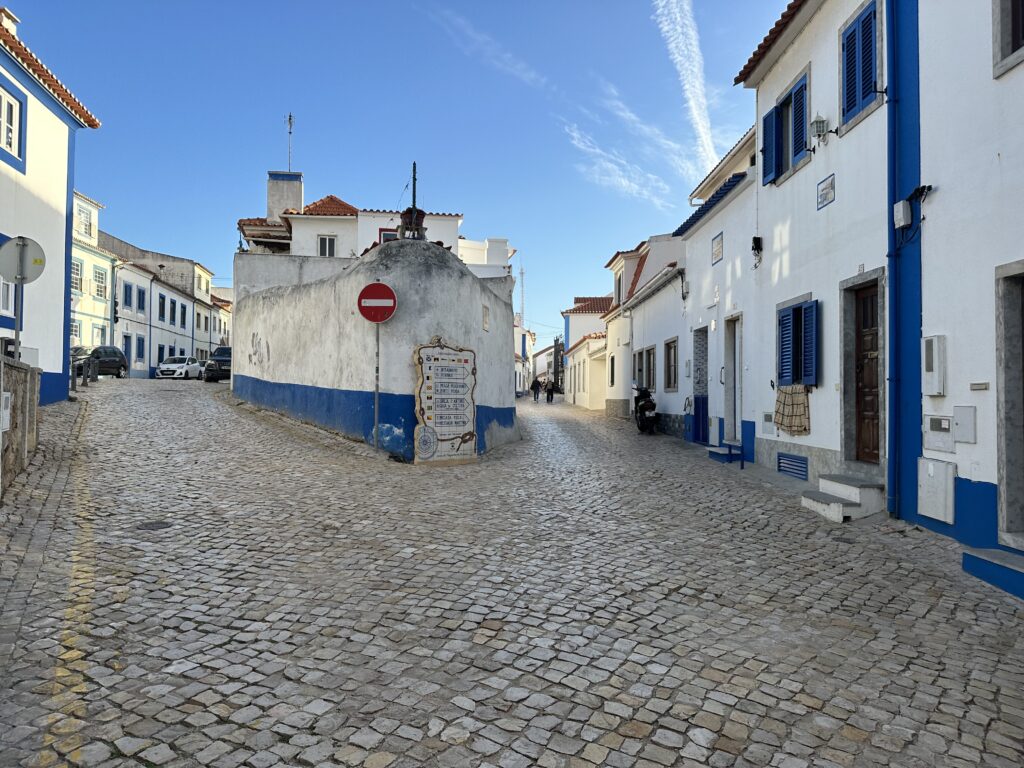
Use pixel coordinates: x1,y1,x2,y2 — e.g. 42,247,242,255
204,346,231,382
72,345,128,378
156,356,203,380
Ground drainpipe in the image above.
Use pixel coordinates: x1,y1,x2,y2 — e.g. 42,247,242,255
147,273,155,378
885,0,900,517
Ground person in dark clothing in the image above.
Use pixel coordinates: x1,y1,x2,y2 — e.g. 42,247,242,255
545,379,555,403
530,378,542,402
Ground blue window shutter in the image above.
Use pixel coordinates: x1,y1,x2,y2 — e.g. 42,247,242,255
792,78,808,161
123,282,132,308
762,108,778,185
778,307,794,386
859,6,876,106
842,25,859,120
801,300,819,386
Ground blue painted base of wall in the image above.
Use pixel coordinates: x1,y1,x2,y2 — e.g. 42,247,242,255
963,551,1024,602
39,371,68,406
234,374,514,461
683,414,694,443
902,477,1018,552
741,420,756,463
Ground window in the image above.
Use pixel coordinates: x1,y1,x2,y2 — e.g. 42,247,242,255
762,74,808,184
77,205,93,237
158,294,166,322
123,281,133,309
635,351,644,386
665,339,678,390
645,348,656,391
778,299,819,386
0,83,23,162
196,310,201,326
92,325,106,346
379,228,399,243
609,354,615,386
318,235,336,258
614,273,623,304
93,267,107,299
71,260,83,292
842,3,878,124
169,298,177,324
136,335,145,361
995,0,1024,75
123,334,132,360
0,280,12,316
158,344,165,363
137,287,146,312
180,304,186,328
70,319,81,341
204,315,209,332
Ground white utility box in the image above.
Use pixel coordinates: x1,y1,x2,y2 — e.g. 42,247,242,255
918,457,956,524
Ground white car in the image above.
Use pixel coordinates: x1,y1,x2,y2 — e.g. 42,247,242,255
156,356,203,380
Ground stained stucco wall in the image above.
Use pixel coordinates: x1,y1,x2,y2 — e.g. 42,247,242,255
232,239,518,459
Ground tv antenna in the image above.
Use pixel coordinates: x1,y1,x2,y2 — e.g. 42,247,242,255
287,113,294,171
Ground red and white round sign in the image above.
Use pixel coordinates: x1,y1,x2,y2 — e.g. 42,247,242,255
357,282,397,323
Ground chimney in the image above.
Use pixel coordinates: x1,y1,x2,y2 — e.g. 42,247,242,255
0,8,20,36
266,171,303,223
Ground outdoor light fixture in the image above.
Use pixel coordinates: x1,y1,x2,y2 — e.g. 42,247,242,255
751,235,763,270
811,113,838,145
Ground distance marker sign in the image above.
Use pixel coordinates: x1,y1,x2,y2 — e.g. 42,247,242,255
357,282,397,323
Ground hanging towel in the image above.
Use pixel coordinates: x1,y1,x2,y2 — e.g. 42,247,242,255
774,385,811,436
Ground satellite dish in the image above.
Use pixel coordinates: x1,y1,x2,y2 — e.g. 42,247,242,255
0,236,46,284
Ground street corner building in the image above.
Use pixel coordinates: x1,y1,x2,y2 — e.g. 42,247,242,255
232,238,520,461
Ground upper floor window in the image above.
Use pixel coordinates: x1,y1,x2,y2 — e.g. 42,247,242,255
0,84,22,160
158,294,166,322
995,0,1024,76
169,298,177,324
180,304,186,328
71,260,83,292
123,281,133,309
0,279,12,316
842,3,879,124
318,235,336,258
137,287,146,312
614,272,623,304
762,74,808,185
77,205,93,237
93,267,107,299
379,229,398,243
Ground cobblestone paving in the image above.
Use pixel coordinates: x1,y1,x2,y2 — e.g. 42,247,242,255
1,379,1023,768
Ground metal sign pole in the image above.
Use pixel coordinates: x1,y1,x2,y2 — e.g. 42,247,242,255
374,322,380,451
14,237,25,362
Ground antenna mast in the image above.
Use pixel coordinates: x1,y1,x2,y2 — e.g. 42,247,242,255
519,260,525,326
287,113,294,171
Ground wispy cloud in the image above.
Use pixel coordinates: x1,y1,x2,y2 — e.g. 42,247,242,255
600,82,697,181
563,123,673,211
651,0,718,174
431,8,548,90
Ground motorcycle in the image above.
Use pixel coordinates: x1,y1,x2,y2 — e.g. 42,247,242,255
633,386,657,434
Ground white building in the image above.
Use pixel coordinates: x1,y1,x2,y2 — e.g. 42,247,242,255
513,316,535,396
560,296,612,382
532,344,554,383
0,7,99,403
602,241,647,419
70,192,115,349
565,331,606,410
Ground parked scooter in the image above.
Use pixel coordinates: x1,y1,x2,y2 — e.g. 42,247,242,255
633,386,657,434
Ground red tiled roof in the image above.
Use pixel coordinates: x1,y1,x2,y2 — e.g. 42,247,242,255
237,217,285,228
361,208,462,218
563,296,613,315
299,195,360,216
735,0,809,85
565,331,607,356
625,250,649,300
600,302,621,320
603,240,647,268
0,23,99,128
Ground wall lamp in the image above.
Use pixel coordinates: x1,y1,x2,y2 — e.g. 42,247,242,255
811,114,839,145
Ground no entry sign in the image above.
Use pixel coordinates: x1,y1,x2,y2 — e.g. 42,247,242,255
358,282,397,323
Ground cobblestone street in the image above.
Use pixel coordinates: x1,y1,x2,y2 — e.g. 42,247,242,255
0,380,1022,768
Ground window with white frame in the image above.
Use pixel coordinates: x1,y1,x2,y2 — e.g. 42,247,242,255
614,272,623,304
318,235,336,258
762,73,809,184
77,205,93,237
71,260,83,292
0,85,21,159
0,279,12,316
93,266,107,299
70,319,81,341
995,0,1024,76
665,339,678,391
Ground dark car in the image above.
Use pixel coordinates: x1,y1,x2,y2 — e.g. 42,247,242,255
72,345,129,378
204,346,231,382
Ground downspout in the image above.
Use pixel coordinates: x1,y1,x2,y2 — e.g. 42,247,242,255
147,273,155,378
885,0,900,516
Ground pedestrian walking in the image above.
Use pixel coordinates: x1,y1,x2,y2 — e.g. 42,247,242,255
530,377,542,402
545,379,555,403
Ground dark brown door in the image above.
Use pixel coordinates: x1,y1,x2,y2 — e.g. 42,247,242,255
855,284,880,463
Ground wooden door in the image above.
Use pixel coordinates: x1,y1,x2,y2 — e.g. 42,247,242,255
855,284,880,463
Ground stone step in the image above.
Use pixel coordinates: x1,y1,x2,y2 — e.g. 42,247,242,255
962,547,1024,601
801,490,862,524
818,474,885,516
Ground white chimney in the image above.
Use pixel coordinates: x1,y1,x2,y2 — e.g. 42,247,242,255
266,171,303,223
0,8,20,37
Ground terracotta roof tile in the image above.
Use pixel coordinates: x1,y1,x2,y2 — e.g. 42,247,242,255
626,251,649,300
735,0,810,85
566,331,607,356
361,208,462,218
300,195,360,216
237,217,285,228
0,23,99,128
562,296,613,315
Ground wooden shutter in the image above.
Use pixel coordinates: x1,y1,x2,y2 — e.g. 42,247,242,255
842,25,859,120
778,307,794,386
762,109,778,185
792,78,808,161
800,300,819,386
859,7,876,105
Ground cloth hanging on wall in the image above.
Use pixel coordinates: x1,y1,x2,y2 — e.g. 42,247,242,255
774,385,811,436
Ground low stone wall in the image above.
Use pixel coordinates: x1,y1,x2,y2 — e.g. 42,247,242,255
2,359,40,496
658,412,686,439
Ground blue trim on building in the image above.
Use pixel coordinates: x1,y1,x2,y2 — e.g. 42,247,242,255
886,0,922,519
0,46,84,131
741,420,756,463
563,315,569,366
0,315,13,330
962,551,1024,601
233,374,515,461
49,129,76,406
672,173,748,238
0,65,27,173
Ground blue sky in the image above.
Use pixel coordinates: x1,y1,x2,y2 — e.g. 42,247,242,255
27,0,786,348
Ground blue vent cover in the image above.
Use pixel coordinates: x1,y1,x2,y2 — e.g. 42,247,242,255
777,452,809,481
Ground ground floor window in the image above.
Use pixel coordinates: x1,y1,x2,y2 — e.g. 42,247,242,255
645,347,656,391
609,354,615,386
136,335,145,361
665,339,678,390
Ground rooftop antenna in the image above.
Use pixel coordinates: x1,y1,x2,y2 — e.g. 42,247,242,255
287,113,294,171
519,259,525,327
399,162,426,240
411,161,417,215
